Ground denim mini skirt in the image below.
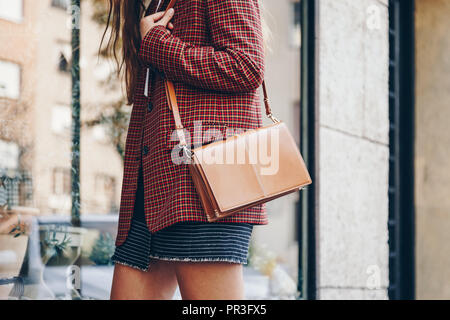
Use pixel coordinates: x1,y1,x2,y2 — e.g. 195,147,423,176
111,164,254,272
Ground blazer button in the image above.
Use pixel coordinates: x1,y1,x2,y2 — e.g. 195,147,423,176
157,70,166,79
143,146,149,156
147,101,153,112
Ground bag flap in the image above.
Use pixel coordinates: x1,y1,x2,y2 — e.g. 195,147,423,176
191,122,312,212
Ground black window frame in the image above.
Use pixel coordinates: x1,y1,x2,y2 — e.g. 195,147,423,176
297,0,317,300
51,0,70,10
388,0,416,300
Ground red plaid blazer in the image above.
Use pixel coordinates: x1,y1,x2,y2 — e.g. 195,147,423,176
115,0,268,246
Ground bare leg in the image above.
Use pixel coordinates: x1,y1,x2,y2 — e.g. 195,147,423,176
110,258,178,300
174,262,245,300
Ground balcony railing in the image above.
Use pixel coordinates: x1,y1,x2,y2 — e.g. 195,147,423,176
0,169,34,210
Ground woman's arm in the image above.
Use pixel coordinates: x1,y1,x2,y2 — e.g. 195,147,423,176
138,0,265,93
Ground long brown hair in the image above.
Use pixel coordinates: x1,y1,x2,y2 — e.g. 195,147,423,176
101,0,148,105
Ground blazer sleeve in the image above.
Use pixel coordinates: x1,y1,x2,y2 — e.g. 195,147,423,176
138,0,265,93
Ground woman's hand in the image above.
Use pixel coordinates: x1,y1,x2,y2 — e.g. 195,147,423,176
140,8,175,39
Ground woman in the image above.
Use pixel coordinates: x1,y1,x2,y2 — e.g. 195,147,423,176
103,0,269,300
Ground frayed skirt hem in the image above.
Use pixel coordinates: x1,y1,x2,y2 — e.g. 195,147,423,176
148,254,247,265
112,259,150,272
112,256,247,272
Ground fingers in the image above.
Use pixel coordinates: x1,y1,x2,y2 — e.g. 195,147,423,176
150,11,166,22
140,8,174,38
155,8,174,27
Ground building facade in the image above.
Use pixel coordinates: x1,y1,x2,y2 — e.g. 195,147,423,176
0,0,123,216
306,0,449,299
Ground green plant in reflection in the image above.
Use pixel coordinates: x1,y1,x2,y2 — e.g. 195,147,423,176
40,225,72,265
89,233,115,266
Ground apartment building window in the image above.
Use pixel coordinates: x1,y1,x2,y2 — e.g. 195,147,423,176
93,125,108,143
51,0,70,10
95,175,116,197
51,105,71,135
95,174,117,212
56,42,72,73
52,168,71,195
290,0,302,48
0,60,21,100
0,139,19,170
0,0,23,23
58,52,70,73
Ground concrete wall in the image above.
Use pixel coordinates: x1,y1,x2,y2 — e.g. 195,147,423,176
316,0,390,299
415,0,450,300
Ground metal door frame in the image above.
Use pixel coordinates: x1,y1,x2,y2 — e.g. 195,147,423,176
297,0,318,300
388,0,416,300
